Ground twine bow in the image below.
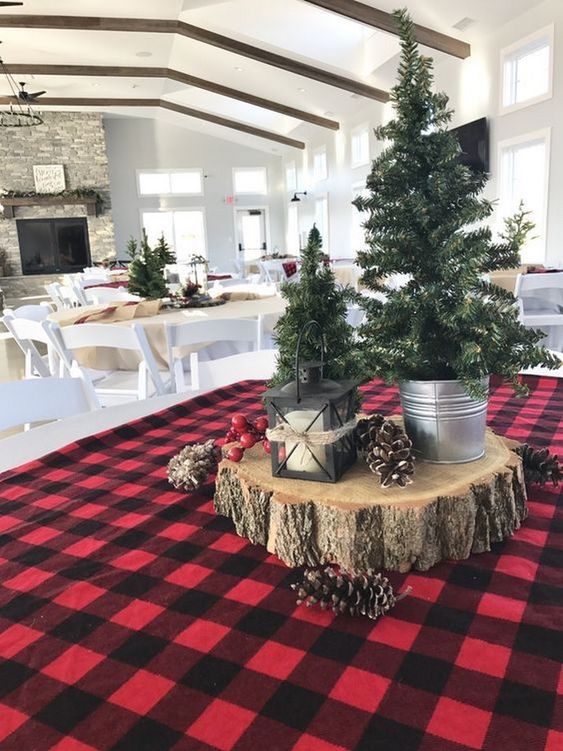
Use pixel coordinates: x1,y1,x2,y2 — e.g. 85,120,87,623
266,419,356,447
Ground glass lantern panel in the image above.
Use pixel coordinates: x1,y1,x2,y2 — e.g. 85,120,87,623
268,401,332,478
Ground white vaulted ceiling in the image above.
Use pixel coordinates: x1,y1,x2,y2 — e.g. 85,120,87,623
0,0,546,152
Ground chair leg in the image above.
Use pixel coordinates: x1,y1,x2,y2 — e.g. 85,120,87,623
138,362,148,400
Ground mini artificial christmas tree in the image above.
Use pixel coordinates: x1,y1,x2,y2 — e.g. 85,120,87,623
354,9,559,399
269,224,360,387
127,230,174,300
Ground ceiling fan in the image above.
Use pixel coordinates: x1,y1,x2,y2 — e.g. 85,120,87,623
6,81,46,102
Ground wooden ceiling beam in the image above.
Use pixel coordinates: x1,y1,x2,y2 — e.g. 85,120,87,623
302,0,471,60
0,14,389,100
5,63,340,130
0,96,306,149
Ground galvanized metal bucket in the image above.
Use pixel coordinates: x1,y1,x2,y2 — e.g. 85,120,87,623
399,378,489,464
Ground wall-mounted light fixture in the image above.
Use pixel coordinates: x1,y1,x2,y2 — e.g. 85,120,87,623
290,191,308,203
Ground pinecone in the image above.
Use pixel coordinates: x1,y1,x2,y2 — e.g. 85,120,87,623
356,415,415,488
291,566,409,620
167,440,219,491
515,444,561,487
355,414,386,452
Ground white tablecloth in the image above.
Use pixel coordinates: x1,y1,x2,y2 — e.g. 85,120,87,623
49,296,286,371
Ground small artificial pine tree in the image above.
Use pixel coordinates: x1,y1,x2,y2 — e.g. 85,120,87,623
269,224,360,387
127,230,172,300
354,9,559,398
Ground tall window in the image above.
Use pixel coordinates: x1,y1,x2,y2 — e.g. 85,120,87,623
498,130,550,264
138,170,203,196
351,125,370,168
313,146,328,182
285,162,297,193
351,184,370,257
287,204,300,255
314,196,329,251
141,209,207,261
233,167,268,195
501,26,553,112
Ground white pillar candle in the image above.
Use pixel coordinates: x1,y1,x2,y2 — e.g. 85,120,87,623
283,410,326,474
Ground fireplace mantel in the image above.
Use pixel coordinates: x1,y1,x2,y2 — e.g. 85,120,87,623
1,195,98,219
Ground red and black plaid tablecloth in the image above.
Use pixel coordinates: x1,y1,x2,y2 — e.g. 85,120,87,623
0,378,561,751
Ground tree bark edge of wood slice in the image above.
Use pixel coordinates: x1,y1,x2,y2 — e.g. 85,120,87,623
213,431,527,572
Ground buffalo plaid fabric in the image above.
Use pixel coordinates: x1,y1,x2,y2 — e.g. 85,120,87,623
0,378,561,751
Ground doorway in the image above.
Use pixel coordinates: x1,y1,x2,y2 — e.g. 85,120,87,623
234,208,269,262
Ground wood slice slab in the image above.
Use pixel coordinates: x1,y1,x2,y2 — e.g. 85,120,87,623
213,430,527,572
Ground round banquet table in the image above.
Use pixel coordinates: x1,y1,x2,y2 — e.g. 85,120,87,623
48,296,286,371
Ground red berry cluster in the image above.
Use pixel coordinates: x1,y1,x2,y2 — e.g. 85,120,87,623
216,413,271,462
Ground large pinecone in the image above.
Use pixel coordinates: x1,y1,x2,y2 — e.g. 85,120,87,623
292,566,408,620
167,440,219,491
356,415,415,488
516,444,561,487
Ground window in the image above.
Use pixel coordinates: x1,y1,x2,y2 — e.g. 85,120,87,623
138,170,203,196
314,196,329,251
285,162,297,193
501,26,553,112
313,146,328,182
351,125,370,168
498,130,550,264
287,204,300,255
141,209,207,261
233,167,268,194
351,184,370,257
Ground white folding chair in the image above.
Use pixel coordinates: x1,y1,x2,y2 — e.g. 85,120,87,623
0,375,100,432
2,312,59,377
84,288,138,305
165,317,263,393
194,349,278,391
515,273,563,350
2,303,53,321
82,268,110,280
44,320,169,404
45,282,67,311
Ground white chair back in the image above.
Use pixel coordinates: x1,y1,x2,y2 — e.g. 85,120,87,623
82,267,110,280
84,288,138,305
515,272,563,312
45,282,66,310
54,282,83,308
45,321,167,400
194,349,278,391
0,375,100,432
2,312,58,377
165,317,262,392
3,303,53,322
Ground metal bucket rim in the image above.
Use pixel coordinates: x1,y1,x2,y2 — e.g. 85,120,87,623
400,377,489,386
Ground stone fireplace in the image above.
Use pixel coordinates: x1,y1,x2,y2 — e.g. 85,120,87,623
0,112,116,276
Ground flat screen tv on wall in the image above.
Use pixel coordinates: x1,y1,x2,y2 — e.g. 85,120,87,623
450,117,489,173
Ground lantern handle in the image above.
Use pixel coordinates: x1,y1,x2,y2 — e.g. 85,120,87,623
294,320,325,403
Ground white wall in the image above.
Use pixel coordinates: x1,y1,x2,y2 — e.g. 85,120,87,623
104,116,286,271
287,0,563,267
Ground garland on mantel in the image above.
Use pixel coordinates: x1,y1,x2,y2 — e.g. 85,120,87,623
1,188,105,214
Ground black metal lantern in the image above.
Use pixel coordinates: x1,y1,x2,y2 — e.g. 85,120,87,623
263,321,357,483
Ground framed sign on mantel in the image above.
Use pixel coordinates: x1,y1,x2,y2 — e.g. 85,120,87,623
33,164,66,194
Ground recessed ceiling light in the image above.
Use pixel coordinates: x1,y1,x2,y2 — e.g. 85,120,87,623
453,17,475,31
91,83,101,88
234,66,244,72
297,87,306,93
136,51,152,58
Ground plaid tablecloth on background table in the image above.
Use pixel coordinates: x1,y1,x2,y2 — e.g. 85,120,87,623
0,378,561,751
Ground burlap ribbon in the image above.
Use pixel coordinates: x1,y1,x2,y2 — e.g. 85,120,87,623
266,419,356,447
